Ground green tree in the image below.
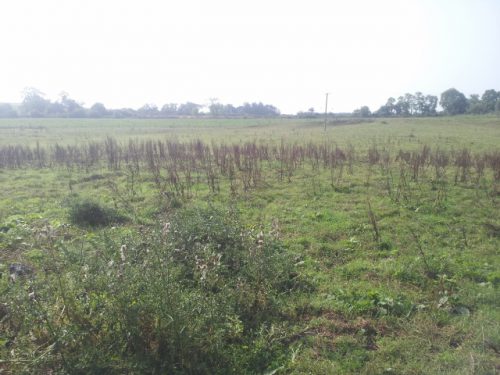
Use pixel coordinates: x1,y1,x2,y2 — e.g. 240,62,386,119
353,106,371,117
89,103,108,117
137,103,159,118
177,102,202,116
423,95,438,116
20,87,50,117
222,104,238,116
396,95,410,116
405,93,416,115
59,92,84,116
161,103,178,116
481,89,498,113
440,88,468,115
467,94,485,114
47,101,65,116
239,102,279,116
209,98,224,117
375,97,396,117
386,97,396,113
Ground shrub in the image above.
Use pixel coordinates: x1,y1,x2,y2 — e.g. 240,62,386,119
1,205,297,374
166,206,297,324
68,197,125,227
168,206,247,277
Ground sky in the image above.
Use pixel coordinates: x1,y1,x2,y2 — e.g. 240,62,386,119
1,0,499,114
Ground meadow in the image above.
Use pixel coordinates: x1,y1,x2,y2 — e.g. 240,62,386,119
0,116,499,374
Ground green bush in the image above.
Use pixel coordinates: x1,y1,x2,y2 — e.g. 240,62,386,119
166,206,297,326
1,205,297,374
68,197,125,227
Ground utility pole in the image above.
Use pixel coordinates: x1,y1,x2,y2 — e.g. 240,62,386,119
324,93,329,131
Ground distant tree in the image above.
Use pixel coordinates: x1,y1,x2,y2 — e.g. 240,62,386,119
46,101,65,116
496,100,500,114
375,97,395,117
467,94,485,114
481,89,499,113
376,93,437,117
414,92,425,115
405,93,416,115
296,108,318,118
440,88,468,115
177,102,202,116
0,103,17,118
361,106,371,117
239,102,279,117
137,103,159,118
375,105,390,117
89,102,108,117
20,87,50,117
396,96,410,116
415,93,437,116
424,95,438,116
161,103,178,116
19,88,90,117
111,108,137,118
209,98,224,116
385,97,396,115
59,92,85,116
353,106,371,117
222,104,238,116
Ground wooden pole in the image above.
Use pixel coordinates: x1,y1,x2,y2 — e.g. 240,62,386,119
324,93,329,131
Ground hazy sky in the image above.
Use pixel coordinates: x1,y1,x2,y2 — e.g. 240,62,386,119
1,0,499,114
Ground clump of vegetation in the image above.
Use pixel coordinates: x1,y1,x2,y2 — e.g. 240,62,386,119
1,206,299,374
67,197,125,227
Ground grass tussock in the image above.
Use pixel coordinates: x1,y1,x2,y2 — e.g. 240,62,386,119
67,197,126,227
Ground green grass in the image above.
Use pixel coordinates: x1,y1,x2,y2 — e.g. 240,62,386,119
1,115,499,150
0,116,499,374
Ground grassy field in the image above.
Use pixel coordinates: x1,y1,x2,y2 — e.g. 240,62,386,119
1,116,499,150
0,116,499,374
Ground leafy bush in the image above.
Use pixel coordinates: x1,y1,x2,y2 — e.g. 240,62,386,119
68,197,125,227
1,205,297,374
166,206,297,325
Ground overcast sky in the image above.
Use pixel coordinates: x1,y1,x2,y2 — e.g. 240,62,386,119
1,0,499,114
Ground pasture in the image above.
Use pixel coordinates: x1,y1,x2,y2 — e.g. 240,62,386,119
0,116,499,374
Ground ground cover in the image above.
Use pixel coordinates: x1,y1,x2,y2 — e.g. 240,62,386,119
0,116,499,374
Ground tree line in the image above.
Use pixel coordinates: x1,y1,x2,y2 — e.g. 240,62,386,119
352,88,500,117
0,87,498,119
0,88,280,118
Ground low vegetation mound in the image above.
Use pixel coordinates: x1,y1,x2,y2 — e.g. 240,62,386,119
68,197,125,227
